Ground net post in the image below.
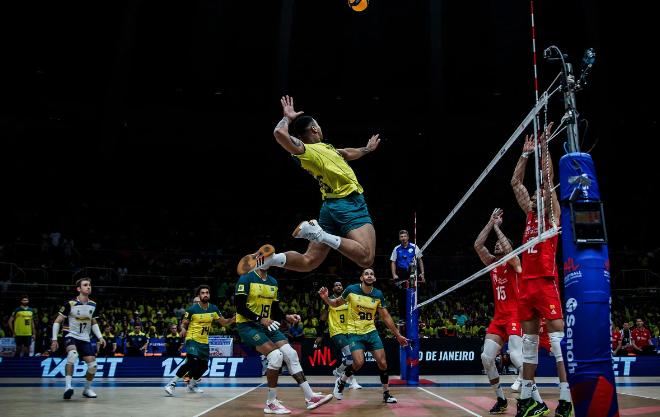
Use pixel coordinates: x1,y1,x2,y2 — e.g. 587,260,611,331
559,152,618,417
404,284,419,385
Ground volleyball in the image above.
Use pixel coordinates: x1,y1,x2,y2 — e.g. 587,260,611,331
348,0,368,12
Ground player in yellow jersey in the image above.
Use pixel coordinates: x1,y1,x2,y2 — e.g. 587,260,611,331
237,95,380,275
315,281,361,389
319,268,408,404
164,285,235,396
9,295,34,357
235,269,332,414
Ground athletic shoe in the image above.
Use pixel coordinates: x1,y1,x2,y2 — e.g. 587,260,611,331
489,397,508,414
555,400,573,417
515,398,548,417
511,376,522,392
292,220,323,243
264,399,291,414
187,379,204,393
333,377,345,400
164,382,176,396
332,368,342,378
383,391,398,403
63,388,74,400
82,388,97,398
349,380,362,390
306,393,333,410
237,244,275,275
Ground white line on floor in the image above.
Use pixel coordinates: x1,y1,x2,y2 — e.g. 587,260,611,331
418,386,483,417
193,383,265,417
618,391,660,401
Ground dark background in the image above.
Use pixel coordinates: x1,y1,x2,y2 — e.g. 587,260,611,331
1,0,657,283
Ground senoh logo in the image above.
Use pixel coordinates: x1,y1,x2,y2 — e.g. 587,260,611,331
565,298,578,374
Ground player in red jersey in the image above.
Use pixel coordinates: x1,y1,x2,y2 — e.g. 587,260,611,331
474,208,523,414
511,123,572,417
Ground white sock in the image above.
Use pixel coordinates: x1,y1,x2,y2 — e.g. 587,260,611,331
521,379,533,399
270,253,286,267
320,232,341,250
532,383,543,403
267,388,277,402
65,375,72,389
300,381,314,400
169,376,180,385
492,383,504,399
85,380,92,389
559,382,572,402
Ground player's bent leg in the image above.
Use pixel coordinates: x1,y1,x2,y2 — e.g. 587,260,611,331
63,347,78,400
546,318,572,415
341,224,376,268
371,349,396,403
254,341,291,414
281,242,331,272
508,334,524,392
276,342,332,409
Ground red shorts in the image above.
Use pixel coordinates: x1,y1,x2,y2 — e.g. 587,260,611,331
486,314,522,341
518,277,563,322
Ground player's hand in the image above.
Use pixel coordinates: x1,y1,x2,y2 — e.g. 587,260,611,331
98,338,106,348
365,134,380,153
314,336,323,349
540,122,554,143
318,287,329,299
491,208,503,226
523,134,535,154
281,95,304,120
260,317,276,329
268,321,281,332
180,328,187,339
50,340,59,352
396,334,409,347
286,314,301,325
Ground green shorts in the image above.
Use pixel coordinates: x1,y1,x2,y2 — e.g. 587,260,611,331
237,322,288,348
330,333,350,350
185,340,210,361
348,330,384,352
319,192,372,236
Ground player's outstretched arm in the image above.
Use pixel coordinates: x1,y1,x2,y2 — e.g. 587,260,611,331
492,211,522,273
378,307,408,347
511,135,534,213
318,287,345,307
474,209,498,266
337,134,380,161
273,95,305,155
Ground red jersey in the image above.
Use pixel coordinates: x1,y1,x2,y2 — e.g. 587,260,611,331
631,327,652,348
612,330,622,350
521,211,558,279
490,262,519,316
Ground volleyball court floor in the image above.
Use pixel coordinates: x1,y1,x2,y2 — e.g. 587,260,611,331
1,375,659,417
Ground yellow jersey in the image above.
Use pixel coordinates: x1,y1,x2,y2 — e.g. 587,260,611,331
294,142,364,199
235,271,278,324
327,294,349,337
341,284,387,335
12,307,34,336
183,303,221,345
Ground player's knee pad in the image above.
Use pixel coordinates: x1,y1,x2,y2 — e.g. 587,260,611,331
66,350,79,365
522,334,539,365
86,361,97,375
279,344,303,375
508,335,523,370
481,339,501,380
549,332,565,362
266,349,284,370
